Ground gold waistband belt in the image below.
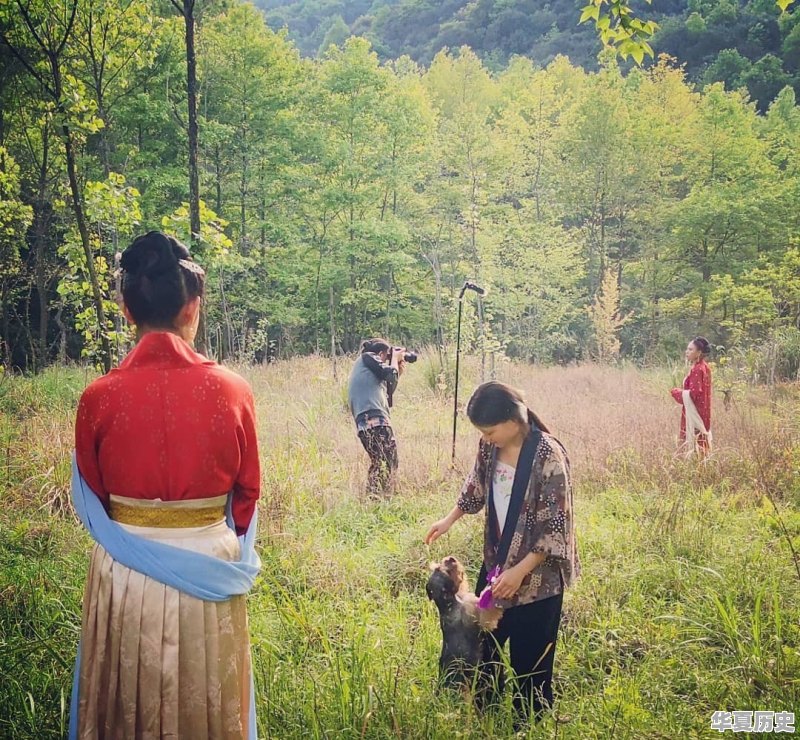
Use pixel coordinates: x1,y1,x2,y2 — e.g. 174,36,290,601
109,501,226,528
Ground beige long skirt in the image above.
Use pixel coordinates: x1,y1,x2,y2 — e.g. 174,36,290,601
76,497,252,740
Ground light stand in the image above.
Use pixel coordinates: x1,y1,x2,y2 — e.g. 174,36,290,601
451,280,486,462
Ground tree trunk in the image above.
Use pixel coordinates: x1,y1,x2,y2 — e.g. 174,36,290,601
63,124,111,372
649,250,660,356
239,117,247,245
478,296,486,382
259,166,267,255
183,0,201,247
94,97,124,358
32,126,50,369
329,286,337,381
55,296,68,364
384,268,391,337
33,233,49,370
97,100,112,178
177,0,204,353
433,258,443,348
0,280,10,367
51,48,111,371
215,144,222,213
314,241,323,353
534,86,545,222
218,263,234,361
700,239,710,319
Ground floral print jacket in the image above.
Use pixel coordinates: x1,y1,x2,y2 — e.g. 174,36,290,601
457,432,580,606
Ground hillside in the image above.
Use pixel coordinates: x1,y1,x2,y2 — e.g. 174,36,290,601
259,0,800,109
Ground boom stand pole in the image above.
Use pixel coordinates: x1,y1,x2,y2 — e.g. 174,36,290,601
451,285,467,463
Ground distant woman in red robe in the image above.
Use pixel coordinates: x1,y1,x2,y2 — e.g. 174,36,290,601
73,231,260,738
670,336,712,457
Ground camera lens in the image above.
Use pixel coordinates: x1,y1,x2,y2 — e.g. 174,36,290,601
404,352,418,363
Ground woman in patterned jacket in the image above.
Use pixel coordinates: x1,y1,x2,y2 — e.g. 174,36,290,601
425,381,579,727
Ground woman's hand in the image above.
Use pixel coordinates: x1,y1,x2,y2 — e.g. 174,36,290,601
425,507,464,545
490,563,528,600
425,517,452,544
390,347,405,371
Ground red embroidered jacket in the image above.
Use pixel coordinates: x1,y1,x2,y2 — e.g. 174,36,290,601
671,359,712,441
75,332,261,534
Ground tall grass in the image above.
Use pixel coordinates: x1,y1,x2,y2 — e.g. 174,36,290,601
1,358,798,738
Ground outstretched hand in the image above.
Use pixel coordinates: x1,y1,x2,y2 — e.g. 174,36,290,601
425,517,451,545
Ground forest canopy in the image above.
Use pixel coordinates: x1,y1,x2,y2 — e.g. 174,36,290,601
1,0,799,373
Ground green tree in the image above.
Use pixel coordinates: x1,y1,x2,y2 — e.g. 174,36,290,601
703,49,752,91
622,57,699,357
0,147,34,366
742,53,793,111
666,84,782,324
551,57,644,296
0,0,112,370
318,14,349,56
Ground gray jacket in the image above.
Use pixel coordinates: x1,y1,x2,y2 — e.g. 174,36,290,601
348,353,398,426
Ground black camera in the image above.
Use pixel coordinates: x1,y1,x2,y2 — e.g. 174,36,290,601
390,348,418,363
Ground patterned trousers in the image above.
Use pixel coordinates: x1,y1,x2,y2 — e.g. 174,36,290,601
358,425,398,497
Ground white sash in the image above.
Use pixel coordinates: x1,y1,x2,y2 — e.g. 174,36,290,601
682,389,712,457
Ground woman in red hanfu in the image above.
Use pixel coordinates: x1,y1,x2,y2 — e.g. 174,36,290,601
671,336,712,457
72,231,260,738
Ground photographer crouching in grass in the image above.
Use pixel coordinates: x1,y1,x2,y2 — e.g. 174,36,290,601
348,338,416,498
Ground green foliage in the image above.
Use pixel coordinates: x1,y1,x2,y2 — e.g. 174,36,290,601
3,0,800,371
84,173,142,240
579,0,657,64
704,47,752,89
260,0,800,109
161,200,232,258
55,246,124,368
55,173,142,367
0,149,33,287
317,14,350,56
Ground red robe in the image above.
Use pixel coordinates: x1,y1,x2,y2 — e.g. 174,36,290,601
75,332,260,534
671,359,712,450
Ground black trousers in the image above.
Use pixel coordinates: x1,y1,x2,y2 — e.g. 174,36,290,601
357,425,398,496
476,568,563,724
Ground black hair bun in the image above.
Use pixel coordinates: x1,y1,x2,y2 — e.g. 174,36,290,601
120,231,180,279
693,336,711,355
119,231,205,329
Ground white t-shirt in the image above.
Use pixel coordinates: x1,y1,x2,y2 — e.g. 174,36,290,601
493,460,516,532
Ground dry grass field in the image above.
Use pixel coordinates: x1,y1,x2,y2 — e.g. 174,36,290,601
1,355,798,738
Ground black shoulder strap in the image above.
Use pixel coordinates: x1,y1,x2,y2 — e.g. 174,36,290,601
487,426,541,568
